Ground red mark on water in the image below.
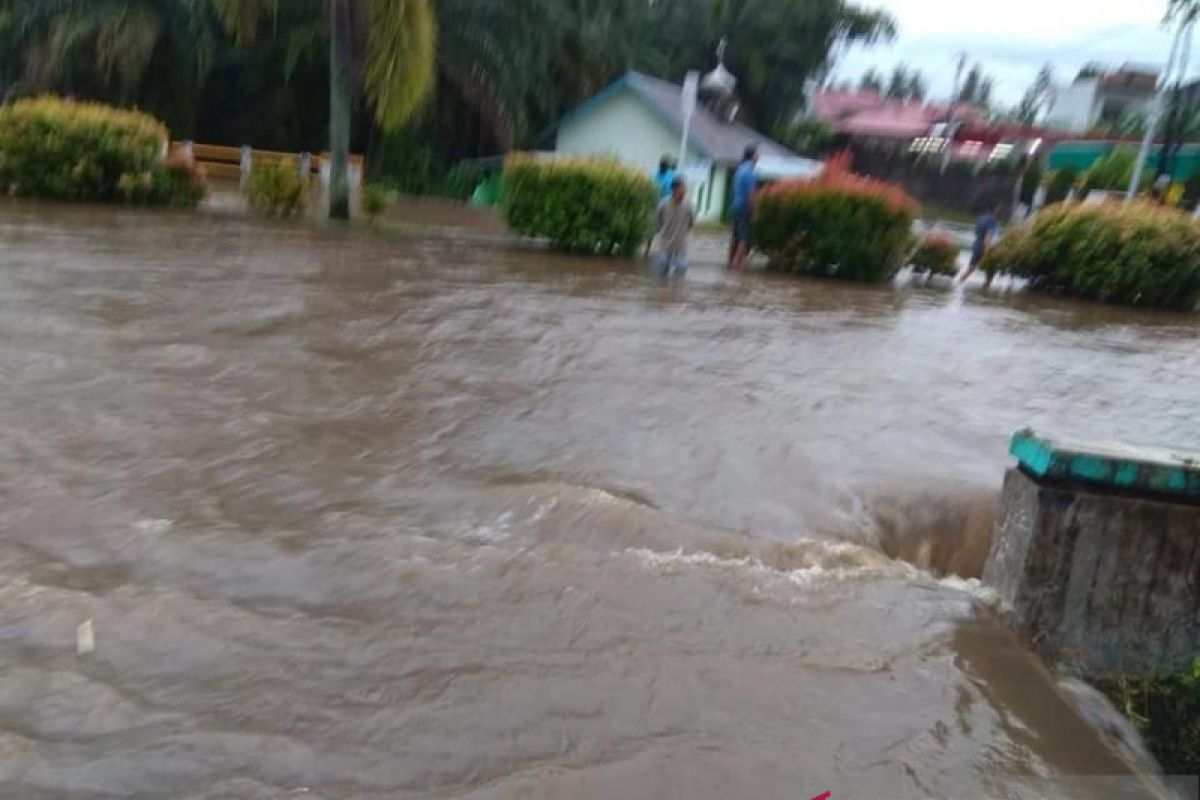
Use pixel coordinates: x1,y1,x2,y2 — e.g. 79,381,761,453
809,793,831,800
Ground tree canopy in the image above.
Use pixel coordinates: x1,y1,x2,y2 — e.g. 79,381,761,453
1015,64,1054,125
0,0,895,176
957,63,996,109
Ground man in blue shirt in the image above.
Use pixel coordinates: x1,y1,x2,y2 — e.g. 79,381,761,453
960,205,1002,287
655,156,677,200
728,145,758,271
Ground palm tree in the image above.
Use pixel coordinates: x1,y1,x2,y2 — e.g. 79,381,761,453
4,0,217,125
217,0,435,220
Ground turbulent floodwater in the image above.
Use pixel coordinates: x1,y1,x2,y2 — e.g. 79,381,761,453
1,201,1197,799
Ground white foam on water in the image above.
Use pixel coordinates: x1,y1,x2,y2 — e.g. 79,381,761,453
927,574,1002,606
625,543,917,590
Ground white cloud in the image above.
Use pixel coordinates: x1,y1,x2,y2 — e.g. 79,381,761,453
835,0,1181,106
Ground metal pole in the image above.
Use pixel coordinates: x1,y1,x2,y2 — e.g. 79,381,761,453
679,110,693,166
1128,18,1188,201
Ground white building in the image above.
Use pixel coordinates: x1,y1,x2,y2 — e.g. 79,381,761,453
1044,64,1159,133
554,71,820,223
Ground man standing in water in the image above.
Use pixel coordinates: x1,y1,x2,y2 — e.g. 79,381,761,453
646,156,678,257
960,204,1002,288
728,145,758,271
655,177,694,279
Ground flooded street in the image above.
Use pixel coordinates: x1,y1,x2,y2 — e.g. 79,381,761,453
1,200,1197,799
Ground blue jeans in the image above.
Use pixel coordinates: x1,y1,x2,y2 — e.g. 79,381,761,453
655,252,689,278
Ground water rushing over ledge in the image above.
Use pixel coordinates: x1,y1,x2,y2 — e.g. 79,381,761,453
1,200,1196,798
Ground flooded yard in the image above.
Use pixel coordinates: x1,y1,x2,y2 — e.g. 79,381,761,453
0,200,1196,798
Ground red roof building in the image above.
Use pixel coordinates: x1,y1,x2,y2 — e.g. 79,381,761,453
810,90,1063,161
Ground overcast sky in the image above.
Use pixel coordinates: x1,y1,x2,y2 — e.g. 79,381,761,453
835,0,1180,107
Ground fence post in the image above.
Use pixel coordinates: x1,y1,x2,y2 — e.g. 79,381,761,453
240,146,253,190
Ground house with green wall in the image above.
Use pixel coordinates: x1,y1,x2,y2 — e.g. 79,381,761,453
553,72,820,223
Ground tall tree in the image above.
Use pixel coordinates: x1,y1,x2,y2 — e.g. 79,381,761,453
957,63,995,109
652,0,895,132
217,0,435,219
859,67,883,93
1015,64,1054,125
3,0,218,130
883,63,926,101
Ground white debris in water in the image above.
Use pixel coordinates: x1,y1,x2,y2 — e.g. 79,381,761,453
76,618,95,655
133,518,174,535
934,575,1002,608
625,546,912,588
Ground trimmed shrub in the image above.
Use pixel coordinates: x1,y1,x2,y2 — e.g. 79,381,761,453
980,202,1200,309
501,155,656,256
361,182,389,217
1079,147,1142,195
117,150,207,209
247,158,307,216
755,161,919,282
0,96,170,203
909,233,960,277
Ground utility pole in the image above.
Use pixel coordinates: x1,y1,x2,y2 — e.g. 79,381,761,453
1128,14,1192,201
1158,14,1197,182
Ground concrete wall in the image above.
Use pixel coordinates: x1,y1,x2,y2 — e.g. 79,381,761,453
985,468,1200,678
1045,80,1100,132
851,148,1019,219
556,92,724,222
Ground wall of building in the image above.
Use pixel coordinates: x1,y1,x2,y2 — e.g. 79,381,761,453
1045,80,1100,132
556,92,723,222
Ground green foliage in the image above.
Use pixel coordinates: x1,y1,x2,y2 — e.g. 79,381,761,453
4,0,220,134
117,154,207,208
1099,659,1200,776
369,127,483,199
1020,160,1044,206
1043,166,1079,204
3,0,893,166
1079,148,1142,195
0,95,174,202
909,233,960,276
980,202,1200,309
501,155,655,256
755,169,919,283
773,118,833,156
246,158,308,216
361,182,388,216
362,0,437,131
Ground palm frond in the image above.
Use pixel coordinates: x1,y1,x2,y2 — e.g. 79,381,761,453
363,0,437,131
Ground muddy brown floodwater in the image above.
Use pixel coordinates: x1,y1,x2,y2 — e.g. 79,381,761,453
1,200,1197,799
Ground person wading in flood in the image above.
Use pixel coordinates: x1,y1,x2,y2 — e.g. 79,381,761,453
960,205,1002,288
728,145,758,271
646,156,678,257
654,176,694,279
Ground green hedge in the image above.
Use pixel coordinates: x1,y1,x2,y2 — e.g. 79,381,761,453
117,151,207,208
0,96,201,206
909,233,960,277
246,159,307,217
980,202,1200,309
501,155,656,256
755,169,918,283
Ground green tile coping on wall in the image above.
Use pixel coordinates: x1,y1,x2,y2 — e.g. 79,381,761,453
1011,429,1200,499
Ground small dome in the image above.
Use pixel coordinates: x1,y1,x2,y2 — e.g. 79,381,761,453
701,62,737,98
